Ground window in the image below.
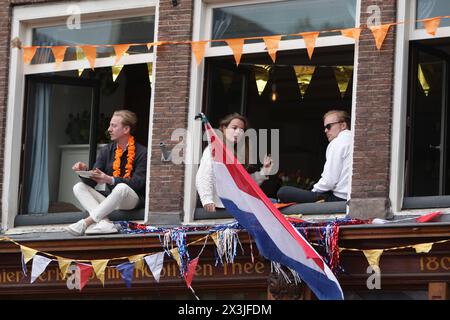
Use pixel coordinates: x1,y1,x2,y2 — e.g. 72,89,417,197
187,0,358,222
3,0,156,229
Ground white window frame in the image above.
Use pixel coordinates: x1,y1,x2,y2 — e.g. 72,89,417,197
183,0,361,223
390,0,450,215
2,0,159,231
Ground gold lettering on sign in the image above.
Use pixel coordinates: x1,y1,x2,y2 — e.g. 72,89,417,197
441,257,450,271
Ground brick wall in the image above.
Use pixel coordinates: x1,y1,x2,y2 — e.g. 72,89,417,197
147,0,193,222
350,0,396,219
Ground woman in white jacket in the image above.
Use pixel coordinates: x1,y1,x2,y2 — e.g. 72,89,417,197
196,113,273,212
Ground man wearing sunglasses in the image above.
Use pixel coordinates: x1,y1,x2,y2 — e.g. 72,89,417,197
277,110,352,204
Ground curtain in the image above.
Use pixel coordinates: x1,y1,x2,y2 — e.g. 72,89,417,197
26,82,51,214
417,0,438,20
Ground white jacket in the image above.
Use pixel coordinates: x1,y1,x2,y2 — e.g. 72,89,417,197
196,145,269,208
312,129,352,200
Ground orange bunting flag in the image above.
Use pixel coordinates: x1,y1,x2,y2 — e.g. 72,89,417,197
147,42,154,50
80,45,97,70
23,47,37,65
340,28,362,42
300,32,320,60
225,38,245,66
263,35,282,63
423,17,441,36
184,257,199,288
51,46,67,67
370,24,392,50
192,41,207,66
113,44,130,65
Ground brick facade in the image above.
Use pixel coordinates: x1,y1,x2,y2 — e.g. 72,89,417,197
147,0,193,223
349,0,396,219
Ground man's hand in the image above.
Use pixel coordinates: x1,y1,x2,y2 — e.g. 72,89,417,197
261,154,273,176
72,162,88,171
204,203,216,212
91,168,114,185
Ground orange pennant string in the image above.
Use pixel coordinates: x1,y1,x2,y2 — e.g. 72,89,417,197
51,46,67,67
225,38,245,66
423,17,441,36
191,41,207,66
263,35,282,63
147,42,154,50
23,47,37,65
370,24,392,50
300,32,319,60
113,44,130,65
80,46,97,70
340,28,362,41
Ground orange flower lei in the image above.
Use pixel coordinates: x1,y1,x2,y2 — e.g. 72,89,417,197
113,136,136,178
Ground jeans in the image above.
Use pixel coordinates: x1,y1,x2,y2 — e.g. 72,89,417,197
277,186,345,204
73,182,140,222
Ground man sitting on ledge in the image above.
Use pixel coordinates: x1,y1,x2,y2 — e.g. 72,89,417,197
66,110,147,236
277,110,351,204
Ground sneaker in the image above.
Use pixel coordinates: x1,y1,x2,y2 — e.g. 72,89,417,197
85,219,118,235
65,219,87,236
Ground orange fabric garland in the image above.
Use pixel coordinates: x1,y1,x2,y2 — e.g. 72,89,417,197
113,136,135,178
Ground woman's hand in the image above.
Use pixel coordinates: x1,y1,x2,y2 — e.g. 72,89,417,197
72,162,88,171
91,168,114,184
262,154,273,175
204,203,216,212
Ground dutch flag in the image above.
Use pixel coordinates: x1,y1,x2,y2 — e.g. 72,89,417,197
200,114,344,300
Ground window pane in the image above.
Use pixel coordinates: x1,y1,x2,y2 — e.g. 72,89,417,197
211,0,356,46
31,15,155,64
416,0,450,28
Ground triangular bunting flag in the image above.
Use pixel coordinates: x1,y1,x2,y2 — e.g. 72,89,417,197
23,47,37,65
184,257,199,288
30,255,52,283
170,248,182,267
21,245,38,264
21,254,27,276
128,254,146,274
340,28,362,42
370,24,392,50
51,46,67,68
225,38,245,66
423,17,441,36
80,46,97,70
76,263,93,291
413,243,434,254
210,232,219,248
147,42,154,50
116,262,135,288
300,32,320,60
293,65,315,98
112,65,124,82
57,257,72,280
333,66,353,98
144,252,165,283
363,249,384,267
192,41,207,66
263,35,282,63
91,259,109,286
113,44,130,65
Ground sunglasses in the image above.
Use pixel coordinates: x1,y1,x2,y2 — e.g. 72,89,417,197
324,121,342,130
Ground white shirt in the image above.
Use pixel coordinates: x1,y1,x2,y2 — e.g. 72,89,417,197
312,129,352,200
196,145,268,208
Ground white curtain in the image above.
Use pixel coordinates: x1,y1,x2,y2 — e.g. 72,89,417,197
417,0,438,19
26,82,51,213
